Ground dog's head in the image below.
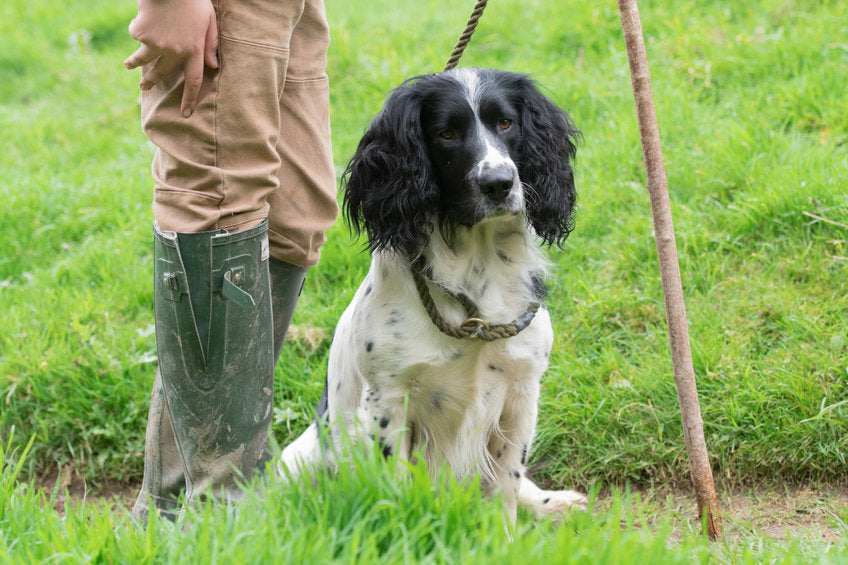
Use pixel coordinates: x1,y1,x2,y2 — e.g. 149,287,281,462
343,68,579,255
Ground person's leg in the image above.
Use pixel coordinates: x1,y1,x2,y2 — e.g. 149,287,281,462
265,0,338,470
145,0,316,236
267,0,338,269
133,0,311,521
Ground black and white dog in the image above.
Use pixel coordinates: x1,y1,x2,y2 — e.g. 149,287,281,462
281,67,587,521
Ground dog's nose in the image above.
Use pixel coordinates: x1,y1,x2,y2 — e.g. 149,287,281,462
478,167,515,202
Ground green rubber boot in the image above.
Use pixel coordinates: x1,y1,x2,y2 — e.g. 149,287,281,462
268,258,307,362
132,221,309,522
131,368,185,522
133,220,278,520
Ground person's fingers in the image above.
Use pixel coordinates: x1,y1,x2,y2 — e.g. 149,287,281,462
180,53,205,117
139,53,179,91
124,43,159,70
127,16,144,43
204,10,219,69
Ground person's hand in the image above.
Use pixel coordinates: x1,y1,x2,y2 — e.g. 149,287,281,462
124,0,219,118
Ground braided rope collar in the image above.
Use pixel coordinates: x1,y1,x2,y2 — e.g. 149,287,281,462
410,257,540,341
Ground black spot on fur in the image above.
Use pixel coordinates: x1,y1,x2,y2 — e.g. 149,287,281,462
543,497,550,505
375,435,393,458
521,445,528,465
528,271,547,301
511,470,521,479
430,390,443,411
365,285,373,295
386,309,402,326
366,341,374,352
496,450,502,459
379,416,390,429
488,364,504,373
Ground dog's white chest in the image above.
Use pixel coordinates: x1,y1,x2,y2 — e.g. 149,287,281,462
326,262,553,469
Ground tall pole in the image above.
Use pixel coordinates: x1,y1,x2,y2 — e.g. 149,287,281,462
617,0,722,541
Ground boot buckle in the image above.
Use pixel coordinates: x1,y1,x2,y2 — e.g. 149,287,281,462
222,266,256,308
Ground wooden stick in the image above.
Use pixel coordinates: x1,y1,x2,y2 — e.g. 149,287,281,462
617,0,723,541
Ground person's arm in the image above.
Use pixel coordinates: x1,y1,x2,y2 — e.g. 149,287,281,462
124,0,219,118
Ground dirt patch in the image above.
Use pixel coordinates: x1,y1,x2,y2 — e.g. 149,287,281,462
625,485,847,543
721,487,846,542
37,463,138,515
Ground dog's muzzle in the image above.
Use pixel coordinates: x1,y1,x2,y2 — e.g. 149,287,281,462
477,164,517,204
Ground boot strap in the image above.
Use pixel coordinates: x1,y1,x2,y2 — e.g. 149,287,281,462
222,266,256,308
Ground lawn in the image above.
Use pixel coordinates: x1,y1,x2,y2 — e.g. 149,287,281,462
1,0,847,562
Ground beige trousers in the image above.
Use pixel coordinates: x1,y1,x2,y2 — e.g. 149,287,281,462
141,0,338,268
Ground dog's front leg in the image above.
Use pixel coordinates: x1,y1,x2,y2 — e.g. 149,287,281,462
487,377,585,526
496,398,587,519
371,411,412,462
362,386,413,466
486,399,536,528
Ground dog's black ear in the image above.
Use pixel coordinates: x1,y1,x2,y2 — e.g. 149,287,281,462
515,77,580,247
342,78,439,255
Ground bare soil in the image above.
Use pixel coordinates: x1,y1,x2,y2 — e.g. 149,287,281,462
37,463,139,514
623,485,848,543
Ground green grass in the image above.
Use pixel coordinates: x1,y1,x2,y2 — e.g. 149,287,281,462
1,0,847,560
2,435,846,564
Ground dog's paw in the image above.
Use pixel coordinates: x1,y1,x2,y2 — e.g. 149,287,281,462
529,489,588,518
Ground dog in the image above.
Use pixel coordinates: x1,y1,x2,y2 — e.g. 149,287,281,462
280,67,587,523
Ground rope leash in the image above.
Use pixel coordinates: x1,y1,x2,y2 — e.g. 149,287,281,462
443,0,489,71
411,257,540,341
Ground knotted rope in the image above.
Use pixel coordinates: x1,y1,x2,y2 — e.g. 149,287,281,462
443,0,489,71
411,257,540,341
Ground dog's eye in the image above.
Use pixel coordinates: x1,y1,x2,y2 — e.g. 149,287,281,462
439,130,456,140
498,119,513,130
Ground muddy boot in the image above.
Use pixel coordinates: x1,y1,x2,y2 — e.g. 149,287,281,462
131,225,309,522
269,258,307,361
131,368,185,522
132,219,276,522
